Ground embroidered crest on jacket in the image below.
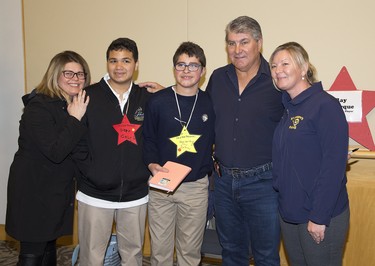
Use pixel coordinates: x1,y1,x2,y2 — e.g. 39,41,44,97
134,107,144,121
289,116,304,129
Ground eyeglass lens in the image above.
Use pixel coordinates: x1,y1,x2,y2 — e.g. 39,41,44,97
62,71,86,80
175,63,201,72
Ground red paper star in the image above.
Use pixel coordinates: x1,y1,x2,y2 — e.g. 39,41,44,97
112,115,141,145
328,67,375,150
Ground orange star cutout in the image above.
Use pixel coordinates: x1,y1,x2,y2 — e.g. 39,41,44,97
112,115,140,145
328,67,375,150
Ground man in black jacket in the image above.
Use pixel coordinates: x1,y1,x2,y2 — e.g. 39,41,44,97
76,38,154,266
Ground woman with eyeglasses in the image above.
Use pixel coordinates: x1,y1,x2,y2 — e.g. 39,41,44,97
5,50,90,265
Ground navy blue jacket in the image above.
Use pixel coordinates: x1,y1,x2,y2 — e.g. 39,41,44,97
272,82,349,226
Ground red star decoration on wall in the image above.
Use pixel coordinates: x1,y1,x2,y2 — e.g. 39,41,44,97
328,67,375,150
112,115,140,145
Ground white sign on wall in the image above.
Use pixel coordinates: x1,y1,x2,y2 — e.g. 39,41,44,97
328,91,362,122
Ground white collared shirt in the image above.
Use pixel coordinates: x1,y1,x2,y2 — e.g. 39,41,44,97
104,73,132,114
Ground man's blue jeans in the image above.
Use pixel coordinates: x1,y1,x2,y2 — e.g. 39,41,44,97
214,166,280,266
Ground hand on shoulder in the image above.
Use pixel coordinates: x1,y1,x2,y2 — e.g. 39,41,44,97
138,81,165,93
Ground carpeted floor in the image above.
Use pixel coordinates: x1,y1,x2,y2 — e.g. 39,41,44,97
0,240,222,266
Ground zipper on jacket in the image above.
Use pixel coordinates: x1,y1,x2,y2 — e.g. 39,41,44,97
118,113,125,202
280,109,289,148
280,108,289,180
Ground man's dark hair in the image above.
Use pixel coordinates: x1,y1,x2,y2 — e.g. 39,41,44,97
106,37,138,62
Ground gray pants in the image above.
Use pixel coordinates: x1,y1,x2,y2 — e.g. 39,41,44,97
280,208,349,266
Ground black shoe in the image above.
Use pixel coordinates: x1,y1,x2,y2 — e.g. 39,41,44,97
41,246,57,266
17,254,43,266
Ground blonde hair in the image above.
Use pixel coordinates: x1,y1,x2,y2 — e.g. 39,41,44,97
35,51,91,102
269,42,317,85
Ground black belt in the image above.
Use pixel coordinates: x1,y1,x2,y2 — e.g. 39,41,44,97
219,162,273,178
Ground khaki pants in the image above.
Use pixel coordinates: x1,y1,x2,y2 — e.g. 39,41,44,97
148,176,208,266
77,201,147,266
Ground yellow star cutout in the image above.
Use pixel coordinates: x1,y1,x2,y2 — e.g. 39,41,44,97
170,126,201,157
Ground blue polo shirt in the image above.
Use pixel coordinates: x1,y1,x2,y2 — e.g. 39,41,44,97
206,55,284,168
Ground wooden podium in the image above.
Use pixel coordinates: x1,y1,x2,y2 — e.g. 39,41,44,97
341,149,375,265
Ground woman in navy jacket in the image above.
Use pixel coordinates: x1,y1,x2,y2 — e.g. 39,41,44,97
6,51,90,265
270,42,349,266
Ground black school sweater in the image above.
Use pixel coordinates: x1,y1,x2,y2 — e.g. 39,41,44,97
77,78,151,202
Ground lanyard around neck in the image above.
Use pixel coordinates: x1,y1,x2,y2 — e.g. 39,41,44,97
172,87,198,129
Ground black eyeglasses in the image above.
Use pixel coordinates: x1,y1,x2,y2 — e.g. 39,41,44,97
174,63,202,72
62,70,86,80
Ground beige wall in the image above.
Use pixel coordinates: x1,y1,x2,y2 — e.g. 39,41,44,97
23,0,375,144
1,0,374,263
23,0,375,91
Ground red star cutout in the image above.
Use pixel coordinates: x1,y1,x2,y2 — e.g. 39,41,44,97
328,66,375,150
112,115,141,145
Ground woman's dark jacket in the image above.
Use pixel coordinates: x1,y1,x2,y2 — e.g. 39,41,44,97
6,91,87,242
